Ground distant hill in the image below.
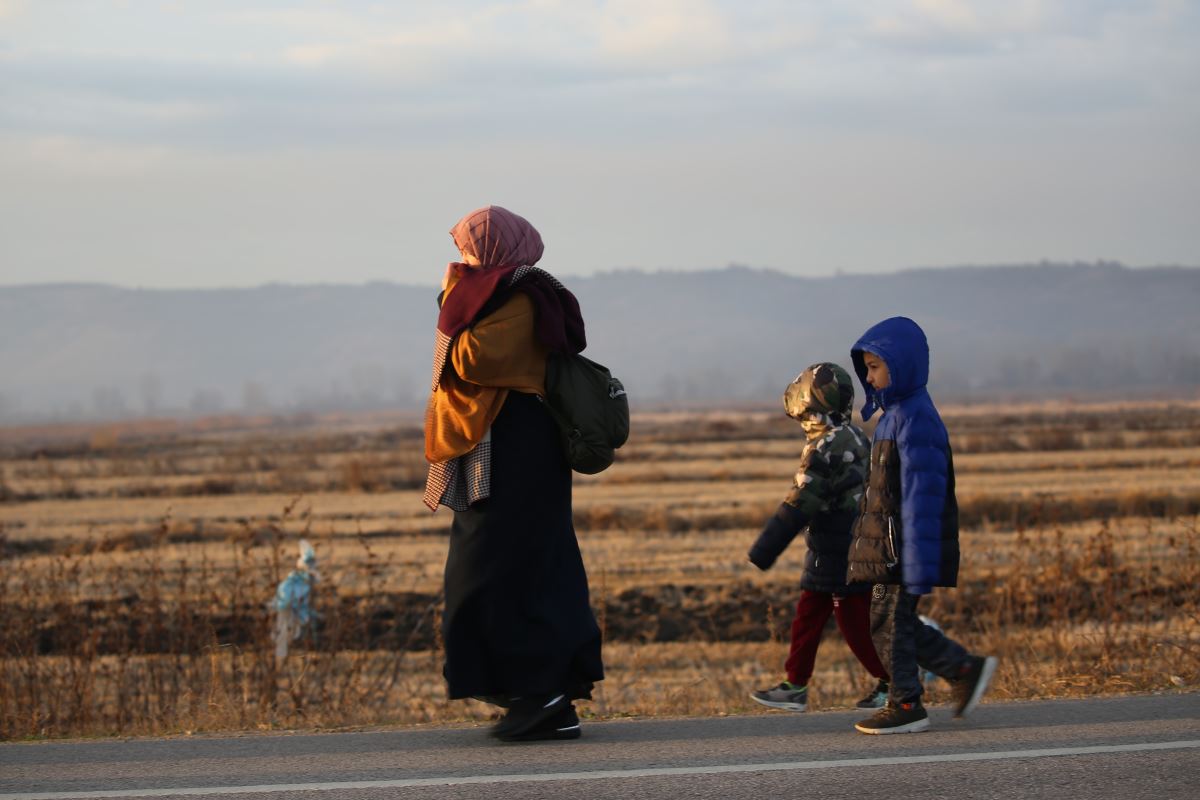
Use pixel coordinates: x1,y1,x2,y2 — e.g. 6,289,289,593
2,262,1198,423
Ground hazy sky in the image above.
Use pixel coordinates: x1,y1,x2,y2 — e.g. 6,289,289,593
1,0,1197,288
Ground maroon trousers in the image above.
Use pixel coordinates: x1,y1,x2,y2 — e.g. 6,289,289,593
785,590,888,686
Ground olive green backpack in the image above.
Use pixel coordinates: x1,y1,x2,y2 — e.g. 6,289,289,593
542,353,630,474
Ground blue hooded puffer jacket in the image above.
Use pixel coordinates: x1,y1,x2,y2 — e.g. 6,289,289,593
845,317,960,594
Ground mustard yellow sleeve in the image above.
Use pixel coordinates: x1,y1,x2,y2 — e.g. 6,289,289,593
450,293,547,394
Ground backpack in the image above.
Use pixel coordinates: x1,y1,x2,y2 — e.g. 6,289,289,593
542,353,630,474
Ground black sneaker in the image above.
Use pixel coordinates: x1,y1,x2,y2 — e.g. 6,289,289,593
855,679,889,709
750,682,808,712
499,704,581,742
949,655,997,718
490,693,569,739
854,700,929,734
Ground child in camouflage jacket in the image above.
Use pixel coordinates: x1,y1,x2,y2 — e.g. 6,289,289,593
747,362,890,713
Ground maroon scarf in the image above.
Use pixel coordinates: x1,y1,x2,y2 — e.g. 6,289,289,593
437,264,586,356
430,206,585,391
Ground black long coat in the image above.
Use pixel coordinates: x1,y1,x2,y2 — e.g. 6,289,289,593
441,391,604,701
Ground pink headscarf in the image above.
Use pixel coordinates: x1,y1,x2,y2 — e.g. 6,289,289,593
433,204,584,369
450,205,544,269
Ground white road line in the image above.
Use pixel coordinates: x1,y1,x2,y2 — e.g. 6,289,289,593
5,740,1199,799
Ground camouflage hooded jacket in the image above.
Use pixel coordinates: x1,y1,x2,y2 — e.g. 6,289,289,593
748,364,871,594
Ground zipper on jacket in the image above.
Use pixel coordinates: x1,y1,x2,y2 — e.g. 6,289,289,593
885,517,899,569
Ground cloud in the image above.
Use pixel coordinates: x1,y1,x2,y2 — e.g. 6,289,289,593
240,1,742,73
7,135,175,178
0,0,1192,160
589,0,734,65
2,1,1198,286
860,0,1153,55
0,0,26,21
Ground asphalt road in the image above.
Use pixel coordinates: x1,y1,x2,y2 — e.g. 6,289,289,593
2,694,1198,800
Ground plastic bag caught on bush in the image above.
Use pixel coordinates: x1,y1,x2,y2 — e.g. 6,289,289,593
271,539,320,659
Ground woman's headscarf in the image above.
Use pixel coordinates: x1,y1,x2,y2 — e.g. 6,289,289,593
450,205,544,269
435,206,583,357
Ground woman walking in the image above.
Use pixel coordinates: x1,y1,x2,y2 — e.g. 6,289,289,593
424,205,604,741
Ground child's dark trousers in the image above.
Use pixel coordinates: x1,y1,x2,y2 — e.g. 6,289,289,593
869,584,972,703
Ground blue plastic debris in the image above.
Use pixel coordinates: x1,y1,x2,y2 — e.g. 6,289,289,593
271,539,320,659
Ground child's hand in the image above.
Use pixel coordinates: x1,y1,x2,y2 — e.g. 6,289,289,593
748,503,806,572
748,547,774,571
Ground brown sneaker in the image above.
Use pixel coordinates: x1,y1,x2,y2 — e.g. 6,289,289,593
854,699,929,734
949,656,998,718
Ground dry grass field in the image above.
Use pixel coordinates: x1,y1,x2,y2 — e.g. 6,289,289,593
2,399,1199,739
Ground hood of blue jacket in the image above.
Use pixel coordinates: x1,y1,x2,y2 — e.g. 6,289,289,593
851,316,929,421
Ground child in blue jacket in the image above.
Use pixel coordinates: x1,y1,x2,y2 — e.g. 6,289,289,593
845,317,997,734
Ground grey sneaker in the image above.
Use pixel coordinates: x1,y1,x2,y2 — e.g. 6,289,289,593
855,679,889,709
949,655,998,718
751,682,808,711
854,699,929,734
